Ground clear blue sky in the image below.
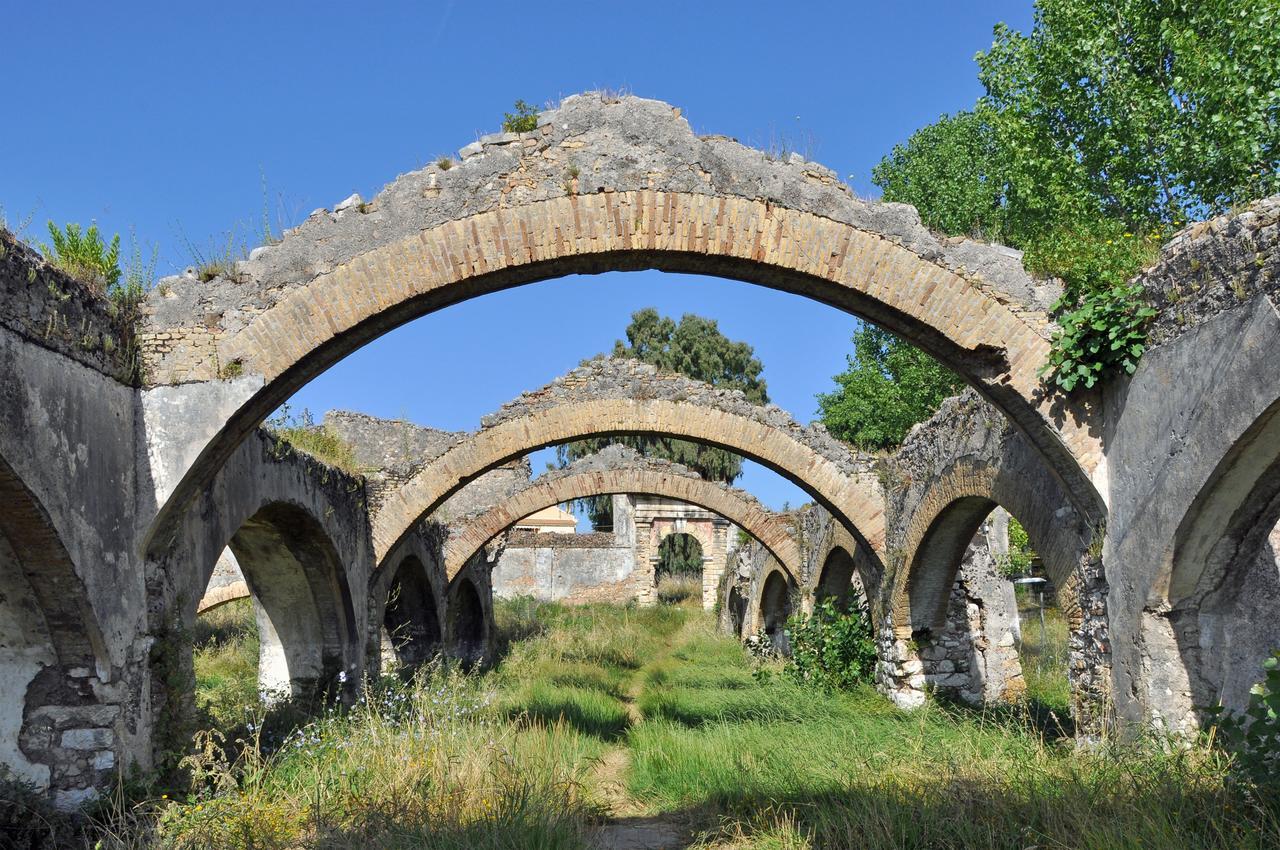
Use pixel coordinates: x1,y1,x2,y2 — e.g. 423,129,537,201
1,1,1033,514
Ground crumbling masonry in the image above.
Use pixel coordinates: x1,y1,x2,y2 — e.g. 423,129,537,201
0,94,1276,805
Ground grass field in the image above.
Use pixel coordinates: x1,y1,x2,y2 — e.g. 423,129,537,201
17,599,1278,849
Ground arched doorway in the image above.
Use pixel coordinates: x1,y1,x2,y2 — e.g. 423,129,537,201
222,503,357,700
0,452,112,803
815,546,863,611
655,531,704,605
382,555,443,671
448,578,487,669
759,570,793,651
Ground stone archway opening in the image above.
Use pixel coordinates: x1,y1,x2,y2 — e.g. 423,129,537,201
901,504,1051,711
759,570,793,651
726,584,748,638
0,452,114,807
217,503,357,703
382,555,442,672
655,531,704,605
448,578,487,669
1156,396,1280,730
0,528,58,791
815,546,865,612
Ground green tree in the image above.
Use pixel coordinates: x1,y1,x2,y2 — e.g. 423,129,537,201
816,325,962,451
558,308,768,528
871,109,1006,240
873,0,1280,390
656,533,704,579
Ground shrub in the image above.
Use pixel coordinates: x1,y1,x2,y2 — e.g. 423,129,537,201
1031,220,1162,391
40,220,121,294
1208,650,1280,791
501,100,540,133
783,598,877,691
0,773,78,850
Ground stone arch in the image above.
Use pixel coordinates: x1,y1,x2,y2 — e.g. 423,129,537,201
1154,395,1280,722
757,568,794,649
140,94,1102,562
150,429,370,726
653,526,711,572
373,359,884,569
1164,395,1280,608
439,448,805,581
887,396,1095,638
792,504,883,623
816,546,863,610
0,451,114,801
881,392,1102,724
447,576,488,668
226,502,357,697
653,531,705,592
196,580,251,614
381,554,443,670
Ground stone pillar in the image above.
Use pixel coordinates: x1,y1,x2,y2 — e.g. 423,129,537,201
875,528,1025,709
702,518,730,610
633,519,657,607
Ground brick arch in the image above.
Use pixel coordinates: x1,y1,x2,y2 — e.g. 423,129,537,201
756,567,795,645
370,360,885,568
141,94,1101,558
381,553,443,670
440,465,804,581
150,429,370,721
446,575,488,669
883,393,1095,640
196,578,251,614
0,451,113,796
816,546,863,608
880,392,1109,730
892,461,1091,637
796,505,883,619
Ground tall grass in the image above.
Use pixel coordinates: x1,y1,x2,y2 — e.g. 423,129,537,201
193,600,260,729
656,573,702,605
1016,592,1071,712
57,600,1280,849
626,617,1279,849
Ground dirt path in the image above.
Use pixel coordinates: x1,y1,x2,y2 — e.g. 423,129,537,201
588,621,696,850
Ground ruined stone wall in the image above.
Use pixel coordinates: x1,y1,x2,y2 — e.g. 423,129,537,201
1142,195,1279,347
0,230,137,382
0,312,142,806
492,494,637,605
324,409,530,516
915,526,1024,705
1105,199,1280,732
875,390,1104,722
494,541,637,605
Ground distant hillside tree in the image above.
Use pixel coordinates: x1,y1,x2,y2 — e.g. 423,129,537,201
558,308,768,552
